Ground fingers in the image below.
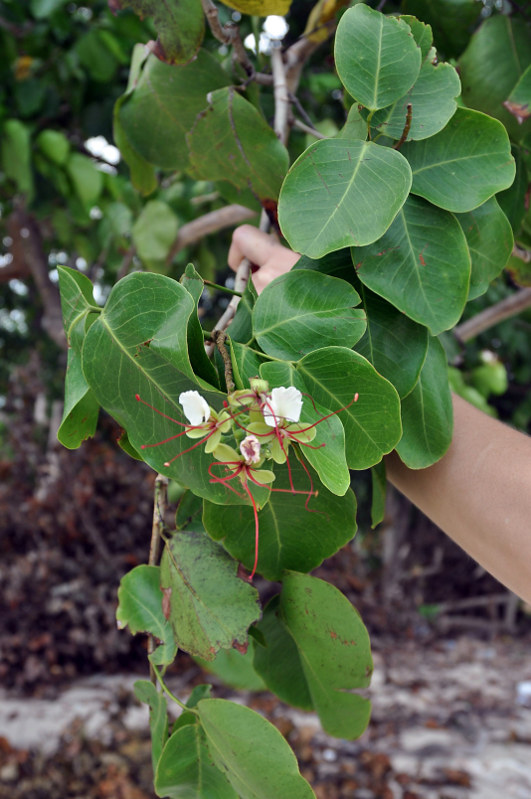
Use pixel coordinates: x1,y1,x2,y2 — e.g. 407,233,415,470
228,225,279,271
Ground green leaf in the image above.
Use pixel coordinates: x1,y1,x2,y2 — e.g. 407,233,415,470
253,596,313,710
36,129,70,165
66,153,103,211
57,350,99,449
497,146,528,233
365,47,460,142
371,460,386,528
155,722,238,799
181,264,221,388
455,198,514,301
396,336,453,468
117,49,230,172
401,0,481,58
505,64,531,125
458,14,531,141
203,458,357,582
1,119,34,200
278,139,412,257
133,680,169,773
253,270,365,361
57,265,98,347
226,279,258,345
353,195,470,334
110,0,204,65
197,698,315,799
399,15,433,60
132,200,178,268
195,647,266,692
220,0,290,16
334,5,421,111
187,88,289,202
279,572,372,739
401,108,516,212
260,360,350,496
354,280,429,398
30,0,68,17
296,347,402,469
160,529,261,660
116,565,177,665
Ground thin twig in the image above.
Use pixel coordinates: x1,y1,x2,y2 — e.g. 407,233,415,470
394,103,412,149
284,20,337,96
166,204,256,266
200,0,254,76
455,287,531,342
271,44,290,145
293,119,326,139
211,330,235,392
148,473,168,680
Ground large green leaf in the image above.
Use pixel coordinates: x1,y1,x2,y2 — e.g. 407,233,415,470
260,360,350,496
334,5,421,111
117,50,230,171
203,458,357,582
80,272,252,504
181,264,221,388
366,45,460,141
278,139,412,257
253,596,313,711
57,350,99,448
455,198,513,301
187,88,290,202
197,698,315,799
396,336,453,468
352,195,470,334
354,281,429,398
401,107,516,212
253,270,365,360
134,680,169,773
279,572,372,739
401,0,481,58
296,347,402,469
110,0,204,65
116,565,177,665
155,721,238,799
458,14,531,141
160,528,261,660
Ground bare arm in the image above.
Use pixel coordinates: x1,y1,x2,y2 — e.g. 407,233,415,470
386,395,531,603
229,225,531,603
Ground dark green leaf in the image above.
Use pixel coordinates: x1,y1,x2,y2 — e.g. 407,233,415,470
180,264,220,388
195,648,266,692
280,572,372,739
296,347,402,469
335,5,421,111
133,680,169,772
57,350,99,448
455,198,513,301
111,0,204,65
253,270,365,360
278,139,412,257
203,458,357,582
197,698,315,799
155,722,238,799
401,108,516,212
354,280,429,398
353,195,470,334
396,336,453,468
187,88,289,202
116,565,177,665
160,529,261,660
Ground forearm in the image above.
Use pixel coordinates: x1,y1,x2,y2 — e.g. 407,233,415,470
385,394,531,603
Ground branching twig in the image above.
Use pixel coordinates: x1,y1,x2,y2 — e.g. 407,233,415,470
293,119,326,139
166,204,256,266
200,0,254,76
455,286,531,342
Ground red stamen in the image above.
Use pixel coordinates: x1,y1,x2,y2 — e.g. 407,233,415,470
290,394,360,435
135,393,187,427
162,432,214,466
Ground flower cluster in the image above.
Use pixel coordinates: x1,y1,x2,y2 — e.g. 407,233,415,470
135,380,358,580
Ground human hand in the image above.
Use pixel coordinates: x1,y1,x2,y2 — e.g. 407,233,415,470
228,224,300,295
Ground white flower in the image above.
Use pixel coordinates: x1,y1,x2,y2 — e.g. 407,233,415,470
179,390,211,426
240,434,261,465
263,386,303,427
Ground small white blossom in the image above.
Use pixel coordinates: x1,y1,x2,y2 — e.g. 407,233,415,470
263,386,303,427
240,434,261,465
179,390,211,425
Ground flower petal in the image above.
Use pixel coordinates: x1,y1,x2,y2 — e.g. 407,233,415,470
263,386,303,427
179,390,211,425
